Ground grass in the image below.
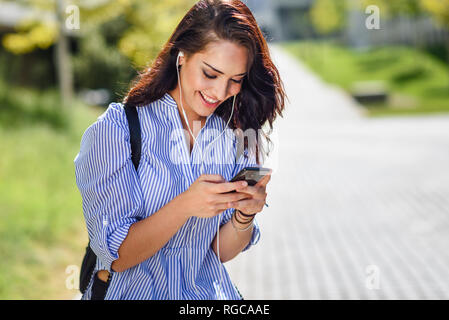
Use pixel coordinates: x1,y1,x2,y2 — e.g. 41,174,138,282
0,82,105,299
282,41,449,117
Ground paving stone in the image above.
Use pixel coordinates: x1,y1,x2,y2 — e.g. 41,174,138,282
225,44,449,300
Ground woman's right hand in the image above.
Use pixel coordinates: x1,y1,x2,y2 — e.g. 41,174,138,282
179,174,250,219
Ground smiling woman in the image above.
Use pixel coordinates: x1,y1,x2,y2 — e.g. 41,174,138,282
74,0,286,300
125,0,286,162
172,40,248,117
170,40,250,150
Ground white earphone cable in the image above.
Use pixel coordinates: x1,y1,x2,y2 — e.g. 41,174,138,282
177,51,234,299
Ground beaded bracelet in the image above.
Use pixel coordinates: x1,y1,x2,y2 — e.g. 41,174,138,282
231,213,254,232
236,209,257,218
234,210,254,225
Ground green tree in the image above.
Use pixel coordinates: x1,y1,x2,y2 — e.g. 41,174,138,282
421,0,449,77
360,0,449,81
360,0,423,17
421,0,449,27
310,0,347,35
1,0,196,104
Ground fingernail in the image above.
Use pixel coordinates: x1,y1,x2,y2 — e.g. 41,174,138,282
241,181,247,187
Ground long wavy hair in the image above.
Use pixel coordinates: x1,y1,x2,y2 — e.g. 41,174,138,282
124,0,286,164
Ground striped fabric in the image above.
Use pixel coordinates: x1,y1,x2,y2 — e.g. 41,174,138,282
74,93,261,300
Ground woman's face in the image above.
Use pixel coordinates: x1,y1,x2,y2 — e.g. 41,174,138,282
173,40,249,120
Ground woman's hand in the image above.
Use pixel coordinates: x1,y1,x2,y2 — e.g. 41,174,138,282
179,174,251,219
232,173,271,216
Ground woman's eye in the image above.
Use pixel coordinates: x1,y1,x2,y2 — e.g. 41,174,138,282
203,71,216,79
203,71,243,84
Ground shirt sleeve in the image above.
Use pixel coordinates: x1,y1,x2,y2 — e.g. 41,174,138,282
74,103,144,272
220,141,262,252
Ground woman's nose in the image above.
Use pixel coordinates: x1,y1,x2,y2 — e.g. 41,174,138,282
213,81,230,101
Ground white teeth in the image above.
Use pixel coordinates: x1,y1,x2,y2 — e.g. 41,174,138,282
201,92,218,104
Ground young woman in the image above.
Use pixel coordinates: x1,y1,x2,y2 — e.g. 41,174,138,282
74,0,285,300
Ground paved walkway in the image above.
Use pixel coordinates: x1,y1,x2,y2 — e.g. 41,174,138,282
225,44,449,299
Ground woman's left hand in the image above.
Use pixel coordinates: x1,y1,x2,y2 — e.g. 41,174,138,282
231,172,271,215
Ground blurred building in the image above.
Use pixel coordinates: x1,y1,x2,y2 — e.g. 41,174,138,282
245,0,449,47
245,0,314,42
346,9,449,48
0,1,56,32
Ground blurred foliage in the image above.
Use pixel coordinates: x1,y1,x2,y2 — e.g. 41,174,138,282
0,0,196,100
2,0,196,67
360,0,449,28
0,78,105,299
284,41,449,117
310,0,346,35
312,0,449,36
0,83,68,130
421,0,449,27
360,0,423,17
72,16,135,101
115,0,196,67
2,20,58,55
0,47,56,88
309,0,427,35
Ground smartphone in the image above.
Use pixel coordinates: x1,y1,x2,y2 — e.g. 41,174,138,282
230,167,271,186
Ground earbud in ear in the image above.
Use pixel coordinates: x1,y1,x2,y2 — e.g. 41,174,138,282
176,51,184,69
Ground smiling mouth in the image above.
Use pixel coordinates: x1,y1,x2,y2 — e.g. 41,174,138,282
199,91,220,108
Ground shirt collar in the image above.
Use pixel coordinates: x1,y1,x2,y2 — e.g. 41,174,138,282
161,92,178,108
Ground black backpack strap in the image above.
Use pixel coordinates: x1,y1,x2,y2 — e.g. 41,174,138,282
124,103,142,171
80,103,142,295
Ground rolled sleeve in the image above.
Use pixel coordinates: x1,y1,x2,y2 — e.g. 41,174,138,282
74,103,143,272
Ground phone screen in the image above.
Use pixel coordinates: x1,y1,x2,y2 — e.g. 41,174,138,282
230,167,271,186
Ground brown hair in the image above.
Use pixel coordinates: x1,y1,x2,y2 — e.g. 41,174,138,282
124,0,286,164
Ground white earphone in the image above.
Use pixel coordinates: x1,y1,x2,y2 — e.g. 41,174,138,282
176,51,184,70
176,50,235,299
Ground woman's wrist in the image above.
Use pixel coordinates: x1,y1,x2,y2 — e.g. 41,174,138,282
236,209,255,222
236,209,257,219
172,192,192,221
231,210,254,232
232,209,254,227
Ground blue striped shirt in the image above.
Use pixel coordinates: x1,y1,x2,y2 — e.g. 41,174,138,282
74,93,261,300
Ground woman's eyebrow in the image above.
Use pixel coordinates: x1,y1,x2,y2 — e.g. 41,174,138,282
202,61,247,76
